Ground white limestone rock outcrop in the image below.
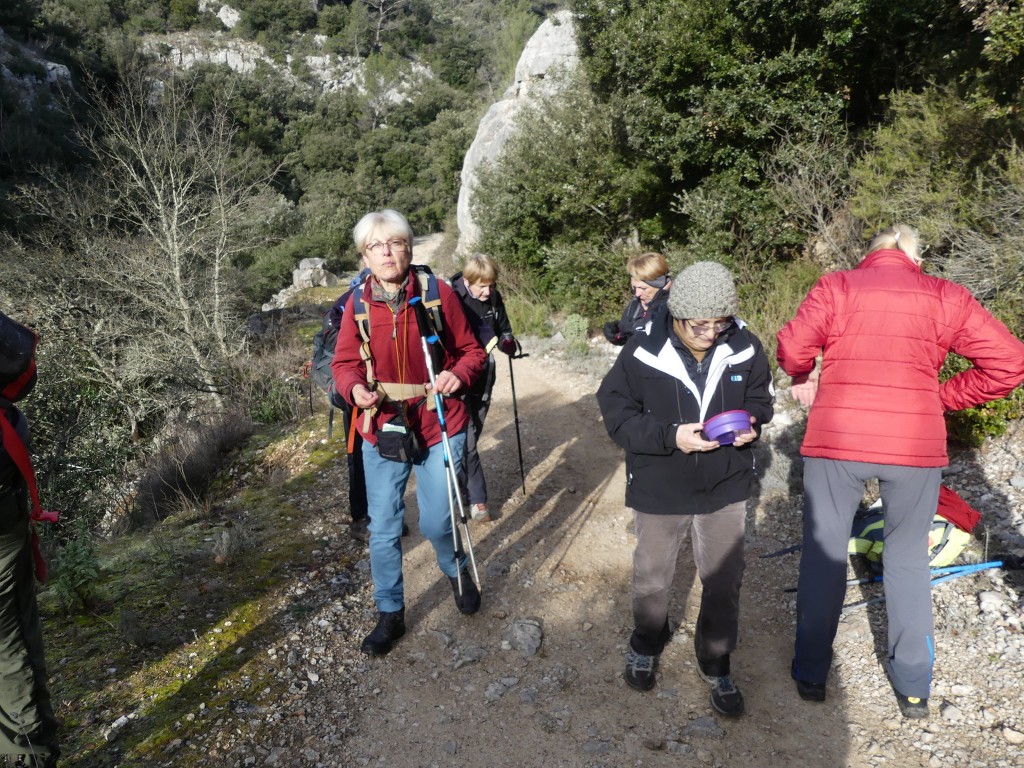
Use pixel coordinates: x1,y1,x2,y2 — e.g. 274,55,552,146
455,11,579,255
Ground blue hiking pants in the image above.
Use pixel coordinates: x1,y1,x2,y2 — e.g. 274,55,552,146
362,431,467,613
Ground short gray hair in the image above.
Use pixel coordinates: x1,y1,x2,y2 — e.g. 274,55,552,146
352,209,414,252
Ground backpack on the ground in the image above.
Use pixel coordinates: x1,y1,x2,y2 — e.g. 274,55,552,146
308,265,443,438
848,485,981,569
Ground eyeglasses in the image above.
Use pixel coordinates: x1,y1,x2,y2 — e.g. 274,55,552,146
686,319,732,336
366,238,409,255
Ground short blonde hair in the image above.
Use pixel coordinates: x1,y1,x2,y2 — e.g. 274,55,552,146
868,224,923,265
352,209,414,252
462,254,498,284
627,252,670,282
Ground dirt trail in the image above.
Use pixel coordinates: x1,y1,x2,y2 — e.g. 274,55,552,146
315,346,902,768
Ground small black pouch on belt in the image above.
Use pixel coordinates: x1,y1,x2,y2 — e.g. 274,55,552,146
374,405,424,463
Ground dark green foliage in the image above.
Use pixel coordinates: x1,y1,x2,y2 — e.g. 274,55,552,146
943,354,1024,446
474,78,665,280
545,242,639,323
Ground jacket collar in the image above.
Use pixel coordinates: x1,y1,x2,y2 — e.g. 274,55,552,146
858,249,921,272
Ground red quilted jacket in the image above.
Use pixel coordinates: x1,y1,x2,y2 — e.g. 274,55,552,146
776,249,1024,466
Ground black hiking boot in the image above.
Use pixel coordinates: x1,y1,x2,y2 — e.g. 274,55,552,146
350,517,370,543
624,648,658,691
795,679,827,702
360,609,406,656
350,519,410,543
894,690,929,719
449,570,481,615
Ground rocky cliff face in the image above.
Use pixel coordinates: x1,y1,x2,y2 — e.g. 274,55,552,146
455,10,579,255
0,27,72,105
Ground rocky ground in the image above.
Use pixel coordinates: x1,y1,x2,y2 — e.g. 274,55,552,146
150,334,1024,768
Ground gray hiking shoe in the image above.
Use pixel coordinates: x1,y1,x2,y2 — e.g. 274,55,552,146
624,648,658,691
697,665,745,717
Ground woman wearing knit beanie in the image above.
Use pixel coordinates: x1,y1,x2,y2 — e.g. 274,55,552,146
597,261,775,718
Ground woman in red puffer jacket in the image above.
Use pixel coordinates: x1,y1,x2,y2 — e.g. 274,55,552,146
776,224,1024,719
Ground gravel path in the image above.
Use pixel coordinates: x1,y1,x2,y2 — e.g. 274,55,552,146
171,339,1024,768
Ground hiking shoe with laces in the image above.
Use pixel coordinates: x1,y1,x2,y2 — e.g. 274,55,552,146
449,571,481,615
624,649,658,691
697,665,745,717
895,691,929,719
470,503,491,522
360,610,406,656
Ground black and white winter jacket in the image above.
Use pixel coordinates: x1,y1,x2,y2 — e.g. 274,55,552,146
597,310,775,516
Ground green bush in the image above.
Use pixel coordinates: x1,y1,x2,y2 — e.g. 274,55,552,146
942,352,1024,446
50,520,100,614
562,313,590,356
545,241,630,322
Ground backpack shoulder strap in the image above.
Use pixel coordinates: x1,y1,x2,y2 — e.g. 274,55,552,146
349,282,375,386
412,265,444,335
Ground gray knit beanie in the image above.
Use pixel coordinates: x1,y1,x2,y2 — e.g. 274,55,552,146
667,261,739,319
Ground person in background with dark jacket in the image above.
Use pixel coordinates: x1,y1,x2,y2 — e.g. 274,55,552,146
0,312,59,768
451,254,517,522
597,262,774,718
325,268,372,543
777,224,1024,718
327,265,411,544
603,252,672,346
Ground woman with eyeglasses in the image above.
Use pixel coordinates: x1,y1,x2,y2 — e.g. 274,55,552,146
332,209,487,657
778,224,1024,719
603,252,672,345
597,261,774,718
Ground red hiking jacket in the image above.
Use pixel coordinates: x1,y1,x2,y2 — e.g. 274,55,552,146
776,249,1024,466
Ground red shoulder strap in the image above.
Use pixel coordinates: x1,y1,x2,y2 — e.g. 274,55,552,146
0,415,59,582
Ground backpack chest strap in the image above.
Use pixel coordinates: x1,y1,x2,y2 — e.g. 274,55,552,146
374,382,436,410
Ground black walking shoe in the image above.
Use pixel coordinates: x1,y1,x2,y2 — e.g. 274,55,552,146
360,610,406,656
697,664,745,717
350,517,370,543
624,649,658,691
795,679,827,702
449,571,481,615
894,691,929,719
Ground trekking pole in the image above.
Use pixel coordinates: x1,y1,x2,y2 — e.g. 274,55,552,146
761,543,802,559
508,344,527,495
840,558,1021,614
785,559,1008,593
408,296,480,594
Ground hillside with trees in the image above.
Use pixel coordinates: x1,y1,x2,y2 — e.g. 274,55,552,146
2,1,1024,763
0,0,551,558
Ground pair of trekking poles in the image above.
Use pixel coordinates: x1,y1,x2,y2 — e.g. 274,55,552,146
781,557,1023,614
409,297,528,599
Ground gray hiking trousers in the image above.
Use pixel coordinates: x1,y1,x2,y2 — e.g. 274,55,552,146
630,502,746,674
793,458,941,699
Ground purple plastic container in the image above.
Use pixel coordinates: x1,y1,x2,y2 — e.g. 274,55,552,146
703,410,752,445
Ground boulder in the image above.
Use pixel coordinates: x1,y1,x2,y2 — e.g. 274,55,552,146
456,11,579,254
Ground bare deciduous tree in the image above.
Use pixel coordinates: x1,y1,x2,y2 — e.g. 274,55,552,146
364,0,409,52
13,63,281,435
764,128,864,270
